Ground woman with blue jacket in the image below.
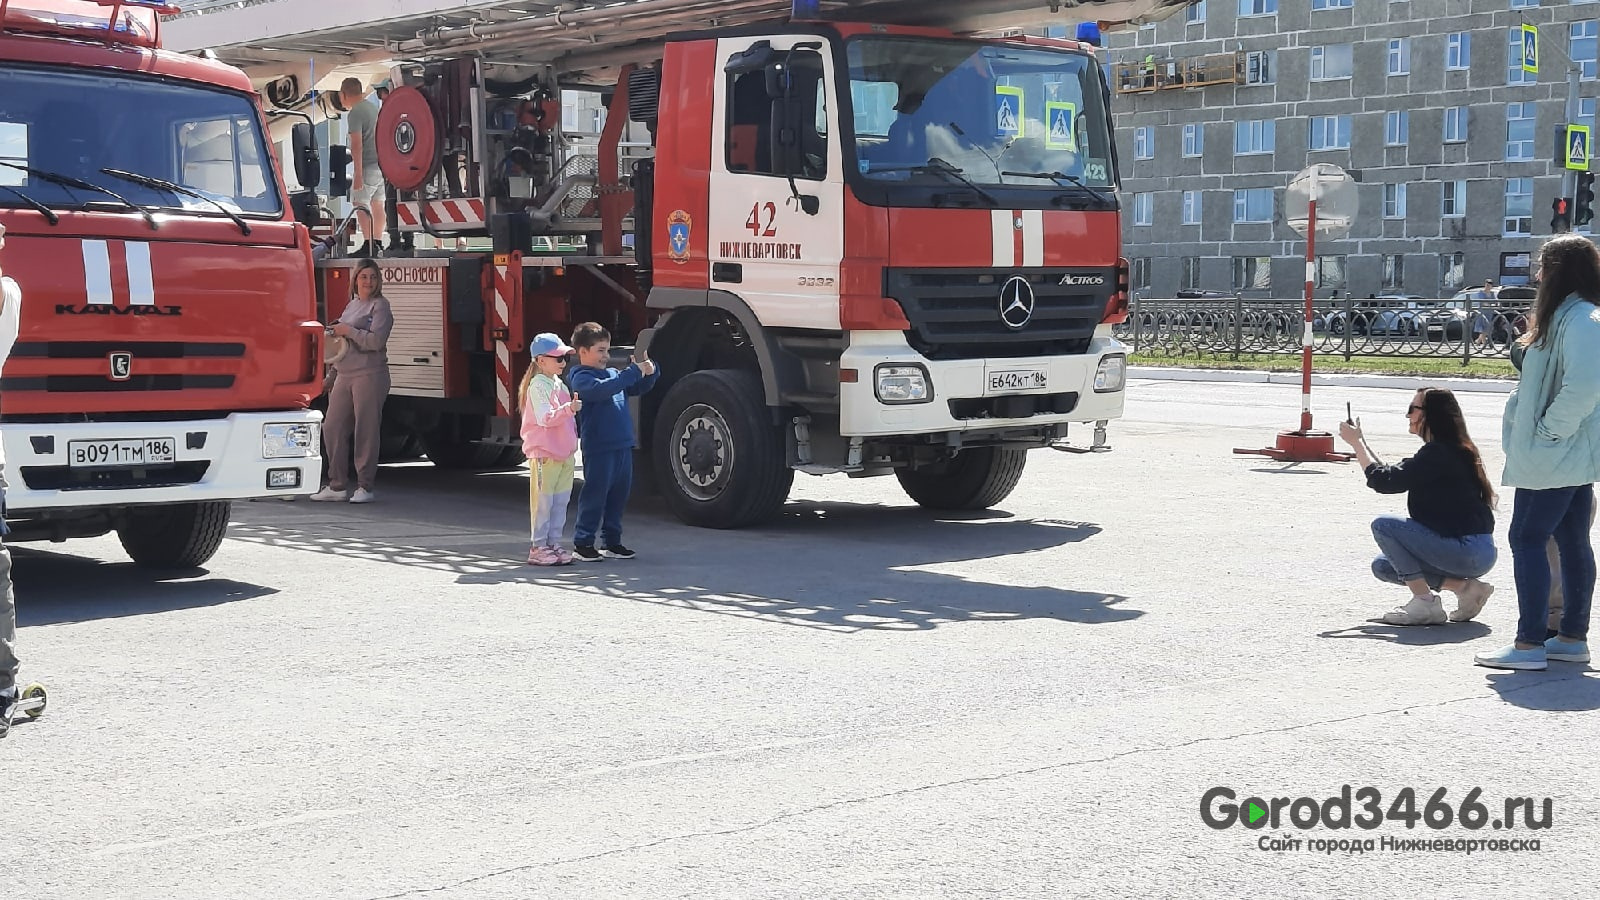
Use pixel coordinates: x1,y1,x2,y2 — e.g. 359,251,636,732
1476,234,1600,671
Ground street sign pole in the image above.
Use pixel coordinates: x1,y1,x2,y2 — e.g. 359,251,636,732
1301,183,1316,434
1568,61,1581,217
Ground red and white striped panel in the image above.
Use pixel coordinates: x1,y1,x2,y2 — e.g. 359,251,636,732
395,198,488,231
492,261,514,417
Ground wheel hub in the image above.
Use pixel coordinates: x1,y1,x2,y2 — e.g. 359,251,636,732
674,407,733,501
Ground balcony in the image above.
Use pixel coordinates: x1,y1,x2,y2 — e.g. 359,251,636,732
1113,52,1245,94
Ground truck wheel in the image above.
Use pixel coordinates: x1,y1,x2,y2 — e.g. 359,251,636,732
423,435,507,469
896,446,1028,511
496,445,527,469
117,501,231,569
651,369,793,528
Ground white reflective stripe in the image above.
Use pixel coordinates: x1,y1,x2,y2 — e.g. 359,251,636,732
1021,209,1044,267
1302,394,1311,413
82,239,112,305
124,241,155,306
1305,261,1316,283
991,209,1013,266
1303,322,1314,347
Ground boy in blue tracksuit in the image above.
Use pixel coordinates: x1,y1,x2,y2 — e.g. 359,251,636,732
567,322,659,560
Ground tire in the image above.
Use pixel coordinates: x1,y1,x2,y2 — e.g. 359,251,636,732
896,446,1028,511
117,501,230,569
495,445,527,469
380,423,423,462
423,434,507,469
651,369,793,529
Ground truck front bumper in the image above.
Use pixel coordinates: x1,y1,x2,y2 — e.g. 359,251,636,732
1,411,323,512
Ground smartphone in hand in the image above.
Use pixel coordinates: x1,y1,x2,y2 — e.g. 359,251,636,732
1346,402,1355,425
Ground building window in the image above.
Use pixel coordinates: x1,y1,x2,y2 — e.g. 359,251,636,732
1233,256,1272,291
1244,51,1273,84
1387,38,1411,75
1381,255,1405,291
1183,123,1204,157
1133,192,1153,226
1238,0,1276,16
1385,110,1409,146
1506,102,1536,160
1235,119,1275,154
1183,190,1202,224
1447,33,1471,70
1443,180,1467,217
1181,257,1202,291
1131,257,1151,291
1134,126,1153,159
1233,187,1273,223
1443,106,1469,143
1309,115,1352,151
1509,0,1535,8
1312,0,1351,8
1315,256,1347,289
1186,0,1206,23
1573,21,1598,81
1310,44,1354,80
1508,29,1537,85
1441,252,1466,292
1383,184,1407,219
1504,177,1533,235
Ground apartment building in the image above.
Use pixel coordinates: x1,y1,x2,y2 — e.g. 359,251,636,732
1106,0,1600,298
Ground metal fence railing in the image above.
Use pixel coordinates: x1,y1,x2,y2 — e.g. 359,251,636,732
1115,295,1533,364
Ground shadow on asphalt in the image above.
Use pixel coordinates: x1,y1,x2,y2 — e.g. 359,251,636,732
12,547,277,626
1484,668,1600,711
1317,621,1493,646
231,467,1142,634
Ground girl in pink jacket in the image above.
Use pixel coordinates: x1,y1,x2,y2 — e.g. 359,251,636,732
519,333,582,566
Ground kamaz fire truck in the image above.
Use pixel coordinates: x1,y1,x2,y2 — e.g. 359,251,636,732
171,0,1195,529
0,0,324,566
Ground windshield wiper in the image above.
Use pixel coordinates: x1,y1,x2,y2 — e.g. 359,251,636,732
0,161,157,230
1001,170,1114,208
867,157,1000,207
0,183,59,225
100,168,251,235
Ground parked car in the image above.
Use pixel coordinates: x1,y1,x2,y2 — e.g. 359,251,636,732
1427,286,1535,342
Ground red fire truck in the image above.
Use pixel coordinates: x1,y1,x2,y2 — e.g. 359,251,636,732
0,0,324,566
182,0,1193,529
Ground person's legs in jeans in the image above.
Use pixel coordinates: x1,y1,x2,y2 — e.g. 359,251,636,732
1509,487,1582,646
600,450,633,549
573,450,616,549
322,374,355,491
1551,484,1596,642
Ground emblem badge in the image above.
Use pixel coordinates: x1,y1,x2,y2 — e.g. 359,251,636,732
999,276,1036,330
108,351,132,381
667,210,693,264
394,120,416,155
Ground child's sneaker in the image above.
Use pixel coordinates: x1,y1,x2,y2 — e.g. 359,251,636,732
572,544,601,562
551,546,575,565
601,544,636,560
526,546,560,566
0,686,17,739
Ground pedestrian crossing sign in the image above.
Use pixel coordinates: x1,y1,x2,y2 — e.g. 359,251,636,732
1045,101,1078,151
1567,124,1591,171
1522,24,1539,74
995,86,1024,139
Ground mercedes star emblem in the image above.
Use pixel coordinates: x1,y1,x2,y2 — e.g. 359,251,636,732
999,275,1036,330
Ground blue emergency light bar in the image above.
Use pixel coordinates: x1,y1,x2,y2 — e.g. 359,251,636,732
1076,22,1102,46
791,0,820,19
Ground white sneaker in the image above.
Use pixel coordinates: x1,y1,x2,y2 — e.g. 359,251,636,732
1448,579,1494,623
1381,593,1448,626
309,487,348,502
349,488,375,504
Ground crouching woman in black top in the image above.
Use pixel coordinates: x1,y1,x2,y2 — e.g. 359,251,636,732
1339,388,1498,626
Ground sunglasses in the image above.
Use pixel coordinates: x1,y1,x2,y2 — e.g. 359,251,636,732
1407,404,1424,414
540,353,568,362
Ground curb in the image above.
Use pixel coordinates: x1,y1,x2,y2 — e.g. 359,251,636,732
1130,365,1517,394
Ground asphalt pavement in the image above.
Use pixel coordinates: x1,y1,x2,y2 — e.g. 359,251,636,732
4,378,1593,899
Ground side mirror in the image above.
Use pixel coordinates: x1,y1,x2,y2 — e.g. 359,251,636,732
291,122,321,190
724,41,778,77
289,189,322,227
328,145,351,198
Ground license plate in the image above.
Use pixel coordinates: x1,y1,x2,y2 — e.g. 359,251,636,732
987,368,1048,394
67,438,176,468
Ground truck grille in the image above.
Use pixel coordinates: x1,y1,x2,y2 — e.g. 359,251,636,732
885,269,1111,360
0,375,234,393
19,461,210,491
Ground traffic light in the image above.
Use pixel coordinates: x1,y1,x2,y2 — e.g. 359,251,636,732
1553,196,1572,233
1577,172,1596,227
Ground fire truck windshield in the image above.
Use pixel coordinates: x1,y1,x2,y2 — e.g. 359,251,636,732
0,65,281,218
847,38,1117,193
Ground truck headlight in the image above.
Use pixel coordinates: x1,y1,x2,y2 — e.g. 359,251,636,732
263,423,319,459
1094,354,1126,393
875,364,931,404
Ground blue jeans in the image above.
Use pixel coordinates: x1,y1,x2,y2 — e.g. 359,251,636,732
1509,485,1595,644
574,448,633,548
1370,515,1497,591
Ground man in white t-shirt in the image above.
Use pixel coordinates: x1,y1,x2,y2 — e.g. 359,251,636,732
341,78,386,256
0,223,23,735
